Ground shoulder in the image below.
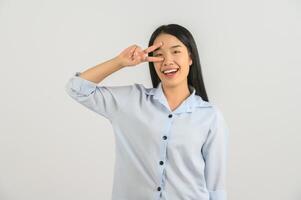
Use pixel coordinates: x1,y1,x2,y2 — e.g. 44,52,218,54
194,96,226,124
209,103,226,121
195,95,214,108
207,103,229,133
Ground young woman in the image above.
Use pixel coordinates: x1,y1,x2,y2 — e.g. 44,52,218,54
65,24,229,200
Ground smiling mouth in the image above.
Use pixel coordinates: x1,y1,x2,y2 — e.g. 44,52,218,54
161,67,180,78
161,67,180,74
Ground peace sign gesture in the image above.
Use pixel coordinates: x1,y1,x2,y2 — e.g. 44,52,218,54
115,42,164,68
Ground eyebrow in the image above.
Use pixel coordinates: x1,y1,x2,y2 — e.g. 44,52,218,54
154,45,182,52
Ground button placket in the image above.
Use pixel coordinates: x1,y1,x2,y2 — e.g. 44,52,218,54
156,113,174,199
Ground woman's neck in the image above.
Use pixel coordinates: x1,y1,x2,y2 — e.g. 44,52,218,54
161,82,191,111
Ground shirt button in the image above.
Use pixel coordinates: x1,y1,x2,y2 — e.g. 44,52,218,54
159,161,164,165
157,186,161,191
168,114,173,118
162,135,167,140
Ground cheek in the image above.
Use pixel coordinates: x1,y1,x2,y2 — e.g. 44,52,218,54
174,55,189,65
179,66,190,76
174,58,190,70
175,60,190,75
154,65,162,76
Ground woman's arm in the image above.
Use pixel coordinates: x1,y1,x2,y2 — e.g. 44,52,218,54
65,43,164,120
202,105,230,200
78,42,164,84
77,56,123,84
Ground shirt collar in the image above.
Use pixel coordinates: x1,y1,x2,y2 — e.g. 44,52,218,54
143,82,212,113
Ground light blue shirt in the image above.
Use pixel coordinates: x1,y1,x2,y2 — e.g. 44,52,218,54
65,72,229,200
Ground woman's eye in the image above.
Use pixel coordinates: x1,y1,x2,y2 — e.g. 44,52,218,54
174,50,181,54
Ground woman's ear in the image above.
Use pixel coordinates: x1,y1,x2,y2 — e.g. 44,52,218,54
189,52,193,66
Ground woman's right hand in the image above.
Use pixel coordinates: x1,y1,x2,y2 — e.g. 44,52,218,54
115,42,164,68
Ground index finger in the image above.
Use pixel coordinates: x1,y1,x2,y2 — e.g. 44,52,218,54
143,42,163,54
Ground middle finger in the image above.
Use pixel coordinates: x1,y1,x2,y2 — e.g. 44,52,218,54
143,42,164,54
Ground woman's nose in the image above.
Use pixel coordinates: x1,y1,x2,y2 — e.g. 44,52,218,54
162,55,173,66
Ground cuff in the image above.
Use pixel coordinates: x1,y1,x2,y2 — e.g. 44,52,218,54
68,72,98,96
209,189,227,200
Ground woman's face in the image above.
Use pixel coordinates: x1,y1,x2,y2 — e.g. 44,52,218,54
152,33,192,87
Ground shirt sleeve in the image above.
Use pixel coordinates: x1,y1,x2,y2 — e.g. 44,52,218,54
201,105,230,200
65,72,135,121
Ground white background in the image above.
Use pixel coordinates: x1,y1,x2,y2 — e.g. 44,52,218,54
0,0,300,199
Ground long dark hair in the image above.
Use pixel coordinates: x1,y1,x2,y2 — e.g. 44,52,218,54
148,24,209,102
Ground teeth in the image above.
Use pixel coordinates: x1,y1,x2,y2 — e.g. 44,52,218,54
163,68,178,74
